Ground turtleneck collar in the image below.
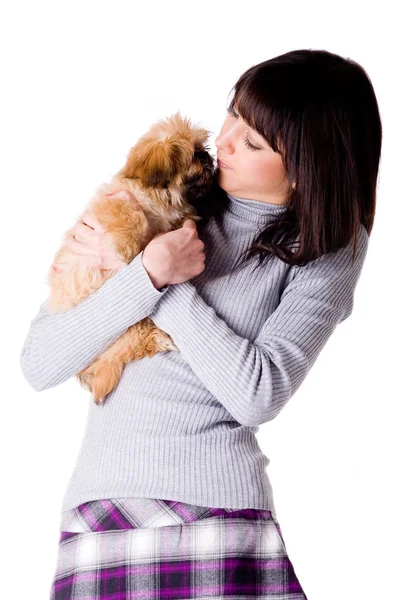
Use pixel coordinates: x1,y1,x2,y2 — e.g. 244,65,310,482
226,193,287,224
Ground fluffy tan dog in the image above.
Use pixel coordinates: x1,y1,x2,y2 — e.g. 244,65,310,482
46,112,216,404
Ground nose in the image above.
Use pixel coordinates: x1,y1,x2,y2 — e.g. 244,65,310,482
215,125,235,156
215,135,234,156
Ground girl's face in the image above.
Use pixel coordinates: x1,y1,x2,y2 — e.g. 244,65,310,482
215,104,291,205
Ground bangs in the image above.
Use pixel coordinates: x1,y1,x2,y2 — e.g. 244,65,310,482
227,85,287,161
218,49,379,266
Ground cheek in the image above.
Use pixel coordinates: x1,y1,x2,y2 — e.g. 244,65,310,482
251,155,285,184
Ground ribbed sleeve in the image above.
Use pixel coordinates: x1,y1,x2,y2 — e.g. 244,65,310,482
20,250,169,391
149,225,369,427
20,191,371,515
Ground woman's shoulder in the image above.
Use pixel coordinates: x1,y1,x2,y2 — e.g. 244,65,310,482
286,223,369,295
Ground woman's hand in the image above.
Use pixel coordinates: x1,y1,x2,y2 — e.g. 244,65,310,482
52,204,126,272
142,219,206,288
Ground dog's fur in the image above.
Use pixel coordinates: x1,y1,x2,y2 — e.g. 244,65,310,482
47,112,216,404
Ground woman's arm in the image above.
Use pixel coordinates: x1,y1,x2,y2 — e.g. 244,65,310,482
150,226,369,427
20,251,169,392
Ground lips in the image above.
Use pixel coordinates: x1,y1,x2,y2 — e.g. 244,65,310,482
217,158,232,169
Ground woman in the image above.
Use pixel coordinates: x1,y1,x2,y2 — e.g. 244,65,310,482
20,48,381,599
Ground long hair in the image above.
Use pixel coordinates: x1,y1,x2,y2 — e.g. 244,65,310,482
192,49,382,270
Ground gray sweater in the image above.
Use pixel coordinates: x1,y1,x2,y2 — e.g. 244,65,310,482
20,193,369,516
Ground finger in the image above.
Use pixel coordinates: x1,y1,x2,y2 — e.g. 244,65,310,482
71,220,99,243
65,235,98,256
79,211,106,233
105,190,131,201
52,263,66,272
182,219,196,229
100,258,126,270
105,190,140,207
79,255,103,268
72,254,102,268
76,255,124,270
65,222,102,253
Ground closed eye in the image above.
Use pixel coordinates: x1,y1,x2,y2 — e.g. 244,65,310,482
226,107,261,152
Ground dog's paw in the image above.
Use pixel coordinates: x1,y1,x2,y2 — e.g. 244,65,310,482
77,358,124,405
163,338,179,351
152,330,178,352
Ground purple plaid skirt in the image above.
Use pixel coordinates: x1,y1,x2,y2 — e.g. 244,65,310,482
49,497,308,599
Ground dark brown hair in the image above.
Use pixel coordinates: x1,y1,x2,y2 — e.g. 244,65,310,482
193,49,382,269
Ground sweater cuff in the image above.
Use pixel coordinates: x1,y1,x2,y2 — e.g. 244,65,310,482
138,252,169,294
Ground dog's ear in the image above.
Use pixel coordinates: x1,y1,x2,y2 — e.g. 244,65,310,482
119,139,187,189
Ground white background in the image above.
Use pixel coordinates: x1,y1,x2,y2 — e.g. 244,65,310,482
2,1,398,598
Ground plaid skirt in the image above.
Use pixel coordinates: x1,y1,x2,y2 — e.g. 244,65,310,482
49,497,308,599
